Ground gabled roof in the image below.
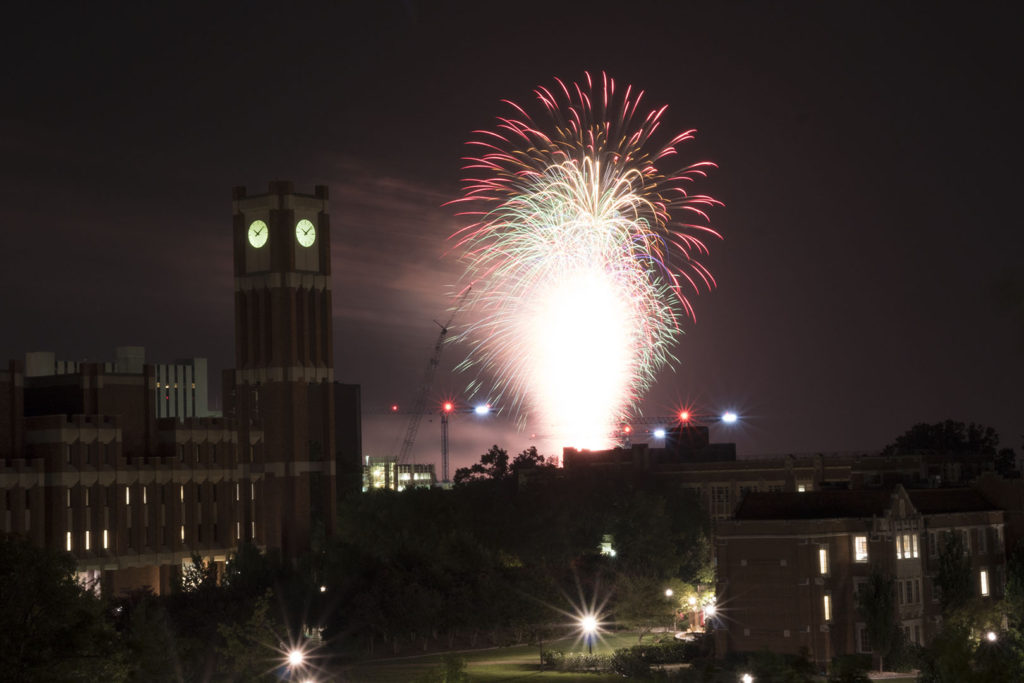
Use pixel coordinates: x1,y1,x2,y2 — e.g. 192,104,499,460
906,488,997,514
732,487,999,521
733,490,894,520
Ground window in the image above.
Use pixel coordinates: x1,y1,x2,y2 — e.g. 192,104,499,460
896,535,903,560
250,482,256,500
823,594,832,622
103,529,109,549
961,529,971,555
250,521,255,539
236,521,241,540
711,485,731,519
66,531,72,551
66,488,72,508
978,528,987,553
797,484,806,492
84,530,91,550
235,483,240,502
180,525,185,542
911,533,919,558
143,486,147,505
858,625,871,653
980,569,990,596
929,530,938,558
180,485,184,502
854,535,869,562
819,546,829,575
906,579,913,604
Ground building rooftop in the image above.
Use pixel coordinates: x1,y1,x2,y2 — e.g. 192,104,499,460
733,487,998,520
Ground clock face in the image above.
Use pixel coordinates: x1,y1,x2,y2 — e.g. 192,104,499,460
247,220,268,248
295,219,316,247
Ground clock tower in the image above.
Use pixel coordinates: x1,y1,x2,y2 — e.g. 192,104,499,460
229,181,336,558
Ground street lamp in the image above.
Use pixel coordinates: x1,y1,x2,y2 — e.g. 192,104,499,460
287,649,304,667
665,588,673,597
741,674,754,683
987,631,998,642
580,614,598,654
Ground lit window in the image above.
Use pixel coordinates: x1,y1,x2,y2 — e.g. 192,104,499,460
85,530,91,550
797,484,806,492
84,489,90,507
66,531,72,551
896,535,903,560
854,535,868,562
911,534,919,558
236,521,241,539
250,483,255,499
980,570,990,596
66,488,72,508
180,485,184,502
180,525,185,542
235,483,240,501
143,486,147,505
250,521,255,538
823,594,832,622
103,529,109,549
125,486,131,505
819,547,829,575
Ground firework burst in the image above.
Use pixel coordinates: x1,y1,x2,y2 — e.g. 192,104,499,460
450,72,722,449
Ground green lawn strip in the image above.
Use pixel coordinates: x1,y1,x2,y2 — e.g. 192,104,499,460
344,630,653,682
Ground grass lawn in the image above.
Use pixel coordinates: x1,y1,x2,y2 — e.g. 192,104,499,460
341,630,644,682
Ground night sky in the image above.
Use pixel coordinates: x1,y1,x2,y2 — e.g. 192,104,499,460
3,2,1022,471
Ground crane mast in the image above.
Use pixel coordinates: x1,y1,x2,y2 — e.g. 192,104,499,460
396,287,471,467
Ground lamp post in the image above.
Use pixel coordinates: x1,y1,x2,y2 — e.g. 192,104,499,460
580,614,598,654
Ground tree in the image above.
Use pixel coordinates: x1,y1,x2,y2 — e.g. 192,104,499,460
884,420,1000,456
0,535,128,682
453,444,509,483
936,531,973,615
856,570,898,673
612,573,676,642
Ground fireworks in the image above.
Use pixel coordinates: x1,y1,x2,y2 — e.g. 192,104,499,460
450,72,721,449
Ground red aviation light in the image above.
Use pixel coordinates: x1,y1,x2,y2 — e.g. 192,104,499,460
442,402,455,413
678,410,691,422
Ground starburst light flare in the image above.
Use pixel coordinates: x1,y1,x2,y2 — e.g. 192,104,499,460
450,72,722,450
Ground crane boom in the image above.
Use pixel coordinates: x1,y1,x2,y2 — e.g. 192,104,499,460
396,287,471,465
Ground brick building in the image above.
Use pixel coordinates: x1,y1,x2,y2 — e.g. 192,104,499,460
0,181,361,594
714,486,1006,665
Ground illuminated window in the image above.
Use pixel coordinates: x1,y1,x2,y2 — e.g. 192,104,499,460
180,485,184,502
235,483,240,501
823,594,832,622
819,546,829,575
797,484,807,492
980,569,990,596
911,534,919,558
896,535,903,560
180,525,185,542
236,521,241,540
142,486,147,505
85,530,91,550
854,535,868,562
66,488,72,508
103,529,109,549
125,486,131,505
250,483,255,500
84,489,90,507
66,531,72,551
250,521,255,539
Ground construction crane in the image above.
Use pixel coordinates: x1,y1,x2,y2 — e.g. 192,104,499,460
396,287,471,467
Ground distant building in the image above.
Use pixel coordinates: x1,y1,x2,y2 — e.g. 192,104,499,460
713,485,1006,666
563,425,999,520
362,456,437,492
0,181,362,594
25,347,215,421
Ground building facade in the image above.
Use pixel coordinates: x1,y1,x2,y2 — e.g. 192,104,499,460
714,486,1006,665
0,181,360,594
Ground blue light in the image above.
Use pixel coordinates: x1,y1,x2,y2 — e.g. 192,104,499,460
721,411,738,424
474,404,491,415
653,428,666,439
